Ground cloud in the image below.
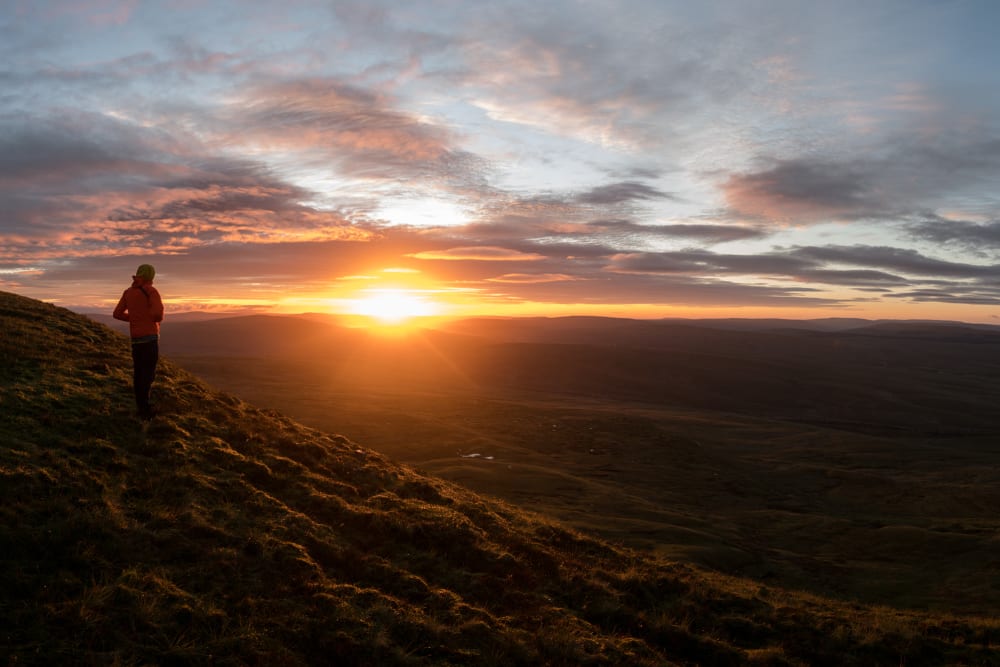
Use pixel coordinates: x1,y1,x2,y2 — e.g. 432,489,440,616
608,250,813,277
892,288,1000,306
225,78,485,186
789,245,1000,280
795,269,908,287
473,270,838,307
0,112,369,263
575,181,674,205
589,220,767,244
723,159,882,223
4,1,1000,320
487,273,581,284
0,112,177,193
602,243,1000,305
462,181,762,254
237,80,449,161
722,128,1000,226
453,2,762,151
905,215,1000,252
408,246,545,261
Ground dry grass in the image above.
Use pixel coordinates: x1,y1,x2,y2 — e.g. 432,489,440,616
3,290,999,665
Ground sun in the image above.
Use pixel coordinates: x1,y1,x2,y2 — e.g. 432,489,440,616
347,288,440,326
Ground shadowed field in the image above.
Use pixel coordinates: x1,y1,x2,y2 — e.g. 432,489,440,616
157,313,1000,616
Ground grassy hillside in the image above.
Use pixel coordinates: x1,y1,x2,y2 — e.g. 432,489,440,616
2,291,999,665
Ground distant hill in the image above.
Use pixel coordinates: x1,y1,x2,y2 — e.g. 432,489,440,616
5,289,1000,664
438,314,1000,338
152,311,1000,437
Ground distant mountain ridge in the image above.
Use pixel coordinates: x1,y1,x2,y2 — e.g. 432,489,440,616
129,310,1000,437
5,290,999,665
437,313,1000,340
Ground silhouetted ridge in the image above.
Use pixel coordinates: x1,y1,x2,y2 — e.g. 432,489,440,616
2,290,998,665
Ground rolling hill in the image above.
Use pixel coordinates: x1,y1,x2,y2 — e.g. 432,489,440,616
4,290,999,665
149,311,1000,436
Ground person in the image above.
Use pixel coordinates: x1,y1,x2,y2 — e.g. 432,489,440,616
113,264,164,420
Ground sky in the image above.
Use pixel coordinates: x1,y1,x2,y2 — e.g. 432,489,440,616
3,0,1000,323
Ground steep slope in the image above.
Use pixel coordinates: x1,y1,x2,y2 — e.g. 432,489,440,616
2,291,998,666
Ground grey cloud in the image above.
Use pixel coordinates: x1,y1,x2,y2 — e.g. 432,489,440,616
872,135,1000,215
905,216,1000,251
0,115,173,242
797,269,908,286
415,215,770,283
790,245,1000,279
745,162,874,208
893,289,1000,306
603,244,994,297
0,114,168,189
609,250,814,276
606,253,703,274
470,188,763,252
723,158,886,222
610,166,665,180
592,220,766,243
726,128,1000,224
445,216,667,259
911,137,1000,177
427,223,620,264
576,181,673,205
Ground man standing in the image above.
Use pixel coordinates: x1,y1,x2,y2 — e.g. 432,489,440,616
113,264,164,421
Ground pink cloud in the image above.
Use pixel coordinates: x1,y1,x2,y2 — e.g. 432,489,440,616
229,80,455,167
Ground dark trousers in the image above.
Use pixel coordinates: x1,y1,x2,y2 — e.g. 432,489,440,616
131,339,159,414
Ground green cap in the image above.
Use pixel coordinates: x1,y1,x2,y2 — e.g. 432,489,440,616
135,264,156,281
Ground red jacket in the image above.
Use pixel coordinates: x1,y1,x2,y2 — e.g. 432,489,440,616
113,279,164,338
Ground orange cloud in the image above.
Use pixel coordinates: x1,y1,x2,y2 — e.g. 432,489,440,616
487,273,582,283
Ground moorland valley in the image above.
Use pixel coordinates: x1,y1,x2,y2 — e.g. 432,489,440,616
5,291,1000,664
97,309,1000,615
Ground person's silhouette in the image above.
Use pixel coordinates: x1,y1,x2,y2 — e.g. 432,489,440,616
113,264,164,420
